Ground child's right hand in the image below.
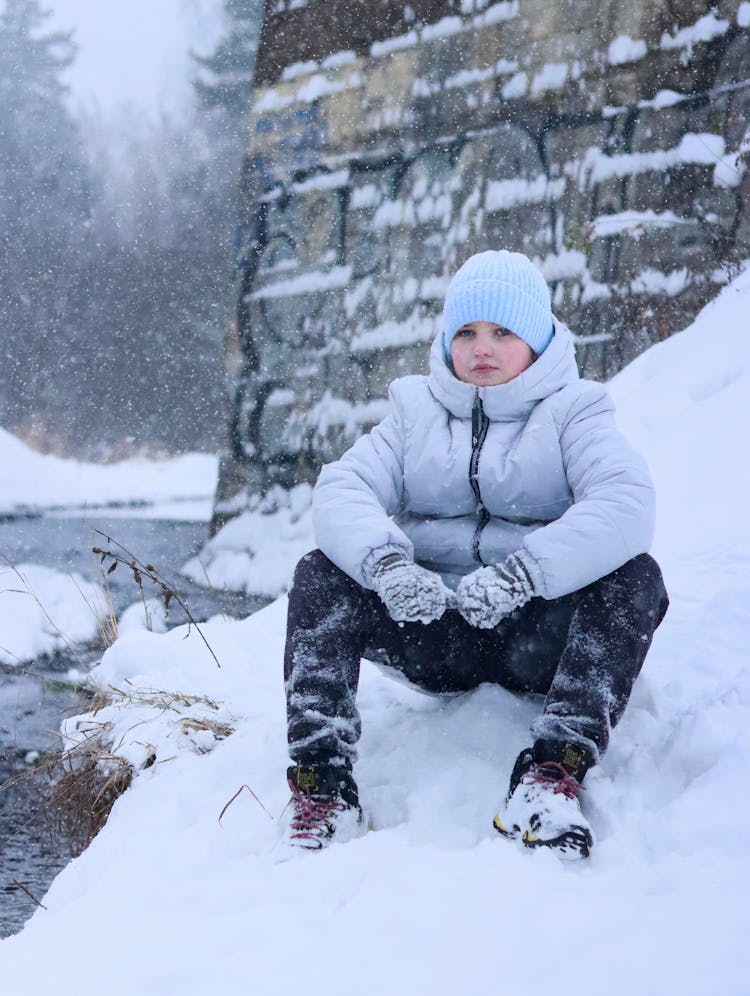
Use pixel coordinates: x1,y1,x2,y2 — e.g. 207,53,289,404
368,554,447,625
456,553,535,628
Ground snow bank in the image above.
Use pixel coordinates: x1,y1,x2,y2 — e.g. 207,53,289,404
0,429,217,518
609,265,750,570
182,484,315,597
0,563,104,665
2,276,750,994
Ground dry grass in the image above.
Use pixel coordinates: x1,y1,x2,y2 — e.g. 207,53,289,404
42,740,133,857
0,539,227,869
178,714,234,746
92,533,222,667
2,677,236,860
2,731,133,860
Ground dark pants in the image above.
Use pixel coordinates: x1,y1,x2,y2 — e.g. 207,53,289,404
284,550,668,769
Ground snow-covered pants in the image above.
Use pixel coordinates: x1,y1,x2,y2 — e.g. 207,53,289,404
284,550,668,767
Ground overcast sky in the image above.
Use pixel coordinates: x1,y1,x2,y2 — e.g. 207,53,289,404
45,0,223,119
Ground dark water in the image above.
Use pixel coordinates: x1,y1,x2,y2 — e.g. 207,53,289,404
0,514,264,938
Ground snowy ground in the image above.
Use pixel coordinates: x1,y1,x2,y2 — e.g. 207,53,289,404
182,483,314,597
0,563,105,666
0,438,217,664
2,275,750,994
0,431,217,520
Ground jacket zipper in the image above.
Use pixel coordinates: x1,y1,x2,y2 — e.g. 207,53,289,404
469,388,490,563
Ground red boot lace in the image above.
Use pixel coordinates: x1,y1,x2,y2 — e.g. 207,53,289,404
523,761,585,799
288,780,346,848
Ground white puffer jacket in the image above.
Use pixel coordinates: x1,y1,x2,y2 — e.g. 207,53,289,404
313,320,655,599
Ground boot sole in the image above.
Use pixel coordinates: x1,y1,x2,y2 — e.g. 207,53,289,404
522,826,592,859
494,813,592,858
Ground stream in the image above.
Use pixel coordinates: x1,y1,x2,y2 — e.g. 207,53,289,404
0,512,263,938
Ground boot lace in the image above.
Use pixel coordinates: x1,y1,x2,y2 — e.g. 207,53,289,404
523,761,585,800
288,780,346,847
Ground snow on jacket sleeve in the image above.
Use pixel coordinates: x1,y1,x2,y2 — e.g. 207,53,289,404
520,382,656,600
312,383,413,587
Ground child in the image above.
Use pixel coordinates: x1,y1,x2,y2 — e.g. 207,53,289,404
283,250,668,858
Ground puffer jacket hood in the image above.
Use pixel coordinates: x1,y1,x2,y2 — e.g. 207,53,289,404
428,316,579,421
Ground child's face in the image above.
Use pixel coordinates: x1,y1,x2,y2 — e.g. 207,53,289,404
450,321,534,386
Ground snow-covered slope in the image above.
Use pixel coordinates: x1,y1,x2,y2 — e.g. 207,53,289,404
0,563,104,665
609,269,750,569
0,429,217,518
2,274,750,995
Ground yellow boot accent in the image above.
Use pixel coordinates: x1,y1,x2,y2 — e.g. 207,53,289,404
493,813,518,839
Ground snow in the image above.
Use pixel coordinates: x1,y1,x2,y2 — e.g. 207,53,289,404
370,30,419,57
502,71,528,99
421,16,464,42
321,50,357,70
369,2,517,59
303,394,391,438
575,133,726,187
254,3,520,110
266,388,297,408
292,169,350,194
349,184,381,209
630,266,691,297
254,68,363,112
3,275,750,994
0,433,217,661
535,248,587,281
485,175,565,211
373,196,453,230
350,311,442,353
296,71,362,103
580,278,613,303
251,265,353,299
253,88,295,112
530,62,568,96
588,209,683,239
660,12,730,53
714,127,750,189
607,35,647,66
182,484,315,598
608,267,750,568
281,59,320,82
477,1,519,27
714,153,746,188
441,59,517,92
0,428,217,519
639,89,687,109
270,0,312,12
0,563,104,665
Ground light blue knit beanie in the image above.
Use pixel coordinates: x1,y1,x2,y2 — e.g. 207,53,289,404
442,250,554,360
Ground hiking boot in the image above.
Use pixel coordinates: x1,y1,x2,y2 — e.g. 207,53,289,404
284,762,366,850
493,741,595,859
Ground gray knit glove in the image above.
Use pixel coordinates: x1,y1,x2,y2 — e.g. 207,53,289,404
456,553,535,629
369,553,448,624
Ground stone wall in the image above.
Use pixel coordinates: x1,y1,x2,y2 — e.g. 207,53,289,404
214,0,750,521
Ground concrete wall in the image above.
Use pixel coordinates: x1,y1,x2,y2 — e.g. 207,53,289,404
214,0,750,520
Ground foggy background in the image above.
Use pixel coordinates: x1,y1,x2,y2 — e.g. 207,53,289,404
0,0,262,459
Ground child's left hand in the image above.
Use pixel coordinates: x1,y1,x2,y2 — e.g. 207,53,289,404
456,553,535,628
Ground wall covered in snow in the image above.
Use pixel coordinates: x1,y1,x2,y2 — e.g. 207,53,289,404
215,0,750,516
